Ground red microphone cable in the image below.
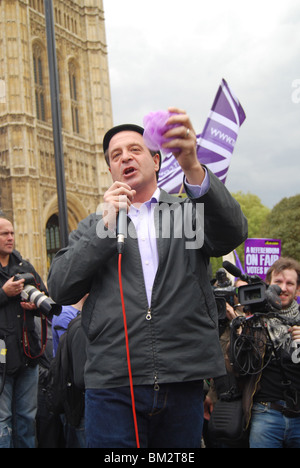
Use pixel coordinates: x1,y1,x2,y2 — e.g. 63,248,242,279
118,252,140,448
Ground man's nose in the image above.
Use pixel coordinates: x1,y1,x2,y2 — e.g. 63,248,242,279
121,151,133,162
280,283,287,293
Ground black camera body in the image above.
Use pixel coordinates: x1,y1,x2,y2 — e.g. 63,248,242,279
238,282,282,315
238,281,282,315
222,261,282,316
14,273,62,317
213,268,237,321
15,273,36,287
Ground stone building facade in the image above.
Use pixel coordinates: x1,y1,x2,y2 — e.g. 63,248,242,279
0,0,113,280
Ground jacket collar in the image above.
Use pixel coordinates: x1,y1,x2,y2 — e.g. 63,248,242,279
10,250,23,263
0,251,23,278
131,188,185,207
0,250,22,267
158,189,186,205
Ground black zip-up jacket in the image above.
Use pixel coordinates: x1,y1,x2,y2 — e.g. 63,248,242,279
0,251,48,375
48,170,248,389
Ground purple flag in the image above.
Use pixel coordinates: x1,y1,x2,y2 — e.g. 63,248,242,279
197,79,246,184
158,79,246,193
234,249,245,275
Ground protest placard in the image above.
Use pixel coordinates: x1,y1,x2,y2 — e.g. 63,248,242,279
244,238,281,281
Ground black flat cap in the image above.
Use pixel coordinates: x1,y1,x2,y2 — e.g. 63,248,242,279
103,123,161,176
103,124,144,154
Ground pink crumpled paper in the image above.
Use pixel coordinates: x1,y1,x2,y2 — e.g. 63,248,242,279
143,110,180,152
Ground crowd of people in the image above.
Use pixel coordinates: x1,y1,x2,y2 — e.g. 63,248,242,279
0,108,299,448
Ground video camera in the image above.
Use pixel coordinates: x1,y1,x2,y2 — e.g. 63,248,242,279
14,273,62,317
223,261,283,377
212,268,237,336
222,261,282,316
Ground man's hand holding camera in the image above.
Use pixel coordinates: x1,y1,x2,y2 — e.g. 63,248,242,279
2,277,37,310
2,277,24,298
290,326,300,342
20,302,38,311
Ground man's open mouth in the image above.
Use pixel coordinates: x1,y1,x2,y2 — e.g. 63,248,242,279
123,167,136,176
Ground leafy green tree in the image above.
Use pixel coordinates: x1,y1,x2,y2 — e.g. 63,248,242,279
261,194,300,262
210,191,270,277
232,192,270,240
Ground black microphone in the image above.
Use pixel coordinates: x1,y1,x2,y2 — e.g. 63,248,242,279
117,208,127,254
222,261,262,285
222,261,243,279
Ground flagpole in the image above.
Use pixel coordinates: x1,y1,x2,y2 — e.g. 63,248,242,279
44,0,69,248
222,251,236,284
178,183,184,196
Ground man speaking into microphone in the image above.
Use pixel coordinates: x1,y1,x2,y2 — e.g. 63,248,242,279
48,107,248,448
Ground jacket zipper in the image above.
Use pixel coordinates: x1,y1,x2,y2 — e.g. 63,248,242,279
146,309,152,321
146,308,160,392
130,219,161,392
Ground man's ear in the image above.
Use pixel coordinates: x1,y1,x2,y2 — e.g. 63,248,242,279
153,153,160,172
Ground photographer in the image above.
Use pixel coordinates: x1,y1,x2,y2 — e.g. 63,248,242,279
0,216,48,448
231,257,300,448
212,269,247,342
205,273,247,447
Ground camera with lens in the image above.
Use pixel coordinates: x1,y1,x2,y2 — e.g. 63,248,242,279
238,282,282,315
213,268,237,321
212,268,237,337
223,262,283,377
14,273,62,317
222,260,282,316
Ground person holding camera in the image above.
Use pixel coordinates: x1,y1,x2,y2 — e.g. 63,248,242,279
231,257,300,448
0,216,48,448
48,108,248,448
247,257,300,448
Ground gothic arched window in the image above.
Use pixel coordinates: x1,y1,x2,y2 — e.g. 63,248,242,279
46,214,61,270
69,62,80,134
33,44,46,122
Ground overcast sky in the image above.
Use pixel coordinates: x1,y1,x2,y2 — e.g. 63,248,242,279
103,0,300,208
